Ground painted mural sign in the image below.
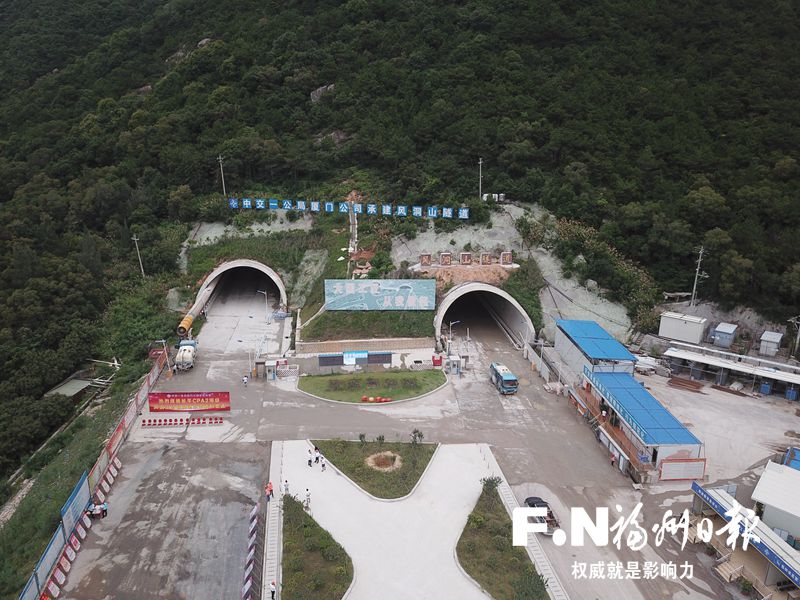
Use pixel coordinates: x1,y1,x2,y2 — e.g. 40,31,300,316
324,279,435,311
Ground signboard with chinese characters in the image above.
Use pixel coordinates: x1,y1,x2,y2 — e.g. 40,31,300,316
324,279,435,311
480,252,492,265
440,252,452,266
500,251,513,265
228,197,470,220
460,252,472,265
420,254,432,267
148,391,231,412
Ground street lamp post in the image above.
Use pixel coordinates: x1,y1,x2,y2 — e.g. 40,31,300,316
256,290,270,323
448,320,461,356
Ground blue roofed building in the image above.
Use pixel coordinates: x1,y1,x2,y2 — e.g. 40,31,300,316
556,320,705,483
554,319,636,382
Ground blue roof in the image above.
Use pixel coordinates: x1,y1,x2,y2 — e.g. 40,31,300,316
588,371,701,446
784,447,800,472
557,320,636,362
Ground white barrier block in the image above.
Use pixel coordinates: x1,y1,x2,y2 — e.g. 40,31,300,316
248,532,256,548
244,562,253,579
241,578,252,598
75,523,86,539
249,504,259,519
248,520,257,535
47,579,61,597
246,547,255,563
95,489,106,503
113,457,122,469
59,555,71,573
64,545,76,561
109,465,118,478
81,513,92,528
101,480,110,493
53,568,66,586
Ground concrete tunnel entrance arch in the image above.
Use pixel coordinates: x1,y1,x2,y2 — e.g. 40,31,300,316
177,259,288,336
434,282,536,348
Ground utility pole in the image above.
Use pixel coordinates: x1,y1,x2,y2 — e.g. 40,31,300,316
789,316,800,359
478,157,483,203
690,246,705,307
131,234,145,278
217,154,228,199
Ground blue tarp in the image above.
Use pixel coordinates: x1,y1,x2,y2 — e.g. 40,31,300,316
556,319,636,362
587,370,701,446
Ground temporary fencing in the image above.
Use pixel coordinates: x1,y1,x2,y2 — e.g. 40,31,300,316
18,350,167,599
242,500,265,600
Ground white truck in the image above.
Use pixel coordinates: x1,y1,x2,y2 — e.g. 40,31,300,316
175,340,198,370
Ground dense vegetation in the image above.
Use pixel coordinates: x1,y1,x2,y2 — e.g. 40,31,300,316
1,0,798,480
457,482,548,599
282,495,353,599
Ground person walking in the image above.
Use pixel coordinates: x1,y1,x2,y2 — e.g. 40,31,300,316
266,481,273,500
320,456,326,472
304,488,311,510
270,580,276,599
282,479,289,495
314,447,320,464
101,501,108,518
307,448,313,467
242,375,248,387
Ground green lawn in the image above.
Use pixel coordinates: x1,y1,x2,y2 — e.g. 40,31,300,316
313,438,436,499
281,495,353,599
300,310,434,341
298,370,445,403
456,486,548,600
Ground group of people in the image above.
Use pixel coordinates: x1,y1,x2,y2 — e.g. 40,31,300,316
307,446,326,471
85,499,108,520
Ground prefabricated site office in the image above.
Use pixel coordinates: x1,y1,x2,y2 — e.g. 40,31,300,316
558,320,705,480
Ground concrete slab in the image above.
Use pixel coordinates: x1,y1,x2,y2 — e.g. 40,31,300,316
60,441,269,600
281,441,487,599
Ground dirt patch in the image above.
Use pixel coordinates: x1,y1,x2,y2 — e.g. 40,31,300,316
365,451,403,472
421,265,511,293
786,430,800,439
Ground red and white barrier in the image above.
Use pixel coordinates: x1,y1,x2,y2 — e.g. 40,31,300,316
140,416,225,428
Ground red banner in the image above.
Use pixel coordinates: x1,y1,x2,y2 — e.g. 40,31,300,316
148,391,230,412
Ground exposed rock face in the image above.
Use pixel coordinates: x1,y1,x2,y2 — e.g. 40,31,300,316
197,38,212,48
313,129,349,147
136,84,153,94
310,83,335,103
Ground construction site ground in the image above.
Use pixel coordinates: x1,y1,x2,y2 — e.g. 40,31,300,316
56,301,800,600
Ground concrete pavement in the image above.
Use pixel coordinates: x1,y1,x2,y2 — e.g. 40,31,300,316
281,440,489,599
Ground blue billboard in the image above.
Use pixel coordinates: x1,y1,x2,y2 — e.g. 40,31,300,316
324,279,436,311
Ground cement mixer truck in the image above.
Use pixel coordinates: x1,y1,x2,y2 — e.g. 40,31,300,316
175,340,198,370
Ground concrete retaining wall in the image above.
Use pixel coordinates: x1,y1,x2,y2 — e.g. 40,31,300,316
295,337,435,354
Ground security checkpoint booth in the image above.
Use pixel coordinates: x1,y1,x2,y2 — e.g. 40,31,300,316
576,367,705,482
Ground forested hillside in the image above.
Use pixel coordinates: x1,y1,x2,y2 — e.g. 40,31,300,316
1,0,799,477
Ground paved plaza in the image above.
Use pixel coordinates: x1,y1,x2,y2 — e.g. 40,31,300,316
281,441,489,599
